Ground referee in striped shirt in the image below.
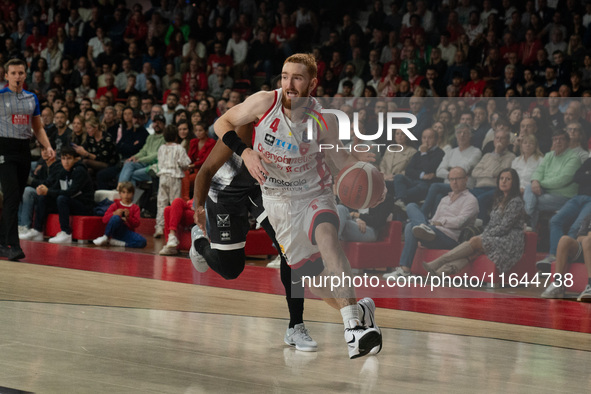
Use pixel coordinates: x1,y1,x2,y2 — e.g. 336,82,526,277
0,59,55,261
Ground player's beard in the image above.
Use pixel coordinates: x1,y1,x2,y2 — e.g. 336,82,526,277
281,86,310,110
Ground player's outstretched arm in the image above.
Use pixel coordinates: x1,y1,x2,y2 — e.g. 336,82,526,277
214,91,275,184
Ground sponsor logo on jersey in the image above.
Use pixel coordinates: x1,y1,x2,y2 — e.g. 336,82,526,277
267,177,308,187
273,138,299,152
257,143,313,165
216,214,230,227
12,114,30,125
300,143,310,155
220,231,231,241
264,134,275,146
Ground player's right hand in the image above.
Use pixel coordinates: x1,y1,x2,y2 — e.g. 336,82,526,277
241,148,271,185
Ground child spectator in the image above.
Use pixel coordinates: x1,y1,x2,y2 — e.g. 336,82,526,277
33,146,95,244
93,182,147,248
154,125,191,237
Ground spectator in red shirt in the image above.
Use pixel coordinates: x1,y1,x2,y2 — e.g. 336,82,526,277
181,122,215,200
96,73,119,101
25,26,47,55
206,41,233,75
183,59,208,92
460,67,486,98
271,13,297,58
123,10,148,47
519,28,542,67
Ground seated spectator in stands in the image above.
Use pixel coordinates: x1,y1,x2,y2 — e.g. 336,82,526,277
68,115,86,146
337,63,364,97
536,157,591,272
93,182,147,248
524,129,582,229
117,74,139,101
377,63,403,97
384,167,479,278
207,64,233,101
33,146,95,244
162,93,185,125
421,123,482,218
512,134,544,194
380,129,417,185
470,128,516,222
459,66,486,97
154,124,191,237
48,110,71,156
181,122,215,201
142,44,164,76
73,117,119,178
423,168,526,276
541,211,591,301
471,105,490,150
28,70,49,101
566,122,590,163
158,197,195,255
40,37,62,74
432,121,453,153
123,10,148,48
96,73,118,101
392,128,444,208
207,40,233,75
119,114,165,187
135,62,161,93
75,74,96,103
336,197,393,243
18,147,63,240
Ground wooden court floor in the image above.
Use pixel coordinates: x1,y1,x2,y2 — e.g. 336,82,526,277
0,241,590,393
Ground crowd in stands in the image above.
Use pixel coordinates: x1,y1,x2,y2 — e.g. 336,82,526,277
3,0,591,300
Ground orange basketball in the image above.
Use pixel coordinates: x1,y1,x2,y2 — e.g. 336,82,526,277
335,162,385,210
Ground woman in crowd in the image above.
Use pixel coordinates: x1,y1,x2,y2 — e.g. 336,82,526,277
176,120,196,153
69,115,87,146
76,74,96,103
73,117,119,177
181,121,215,201
511,134,543,193
432,121,453,153
423,168,526,275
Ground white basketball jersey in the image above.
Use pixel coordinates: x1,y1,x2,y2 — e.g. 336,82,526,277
253,89,332,197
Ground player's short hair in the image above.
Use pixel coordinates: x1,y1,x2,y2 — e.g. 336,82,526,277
284,53,317,79
118,181,135,195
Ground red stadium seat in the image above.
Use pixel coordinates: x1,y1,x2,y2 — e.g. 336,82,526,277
343,221,402,270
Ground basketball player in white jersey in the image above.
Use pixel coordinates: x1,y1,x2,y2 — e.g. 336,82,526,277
210,53,383,359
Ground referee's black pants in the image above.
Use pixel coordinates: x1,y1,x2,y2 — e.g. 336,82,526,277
0,138,31,249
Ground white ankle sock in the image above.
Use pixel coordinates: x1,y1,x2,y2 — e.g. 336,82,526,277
341,304,361,328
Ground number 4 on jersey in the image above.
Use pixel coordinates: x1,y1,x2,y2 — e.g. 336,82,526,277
270,118,280,133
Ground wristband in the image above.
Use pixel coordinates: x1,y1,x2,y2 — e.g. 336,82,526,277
222,130,248,156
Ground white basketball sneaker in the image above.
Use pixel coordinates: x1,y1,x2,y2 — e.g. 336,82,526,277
344,320,382,359
189,225,208,273
358,298,382,355
284,323,318,352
